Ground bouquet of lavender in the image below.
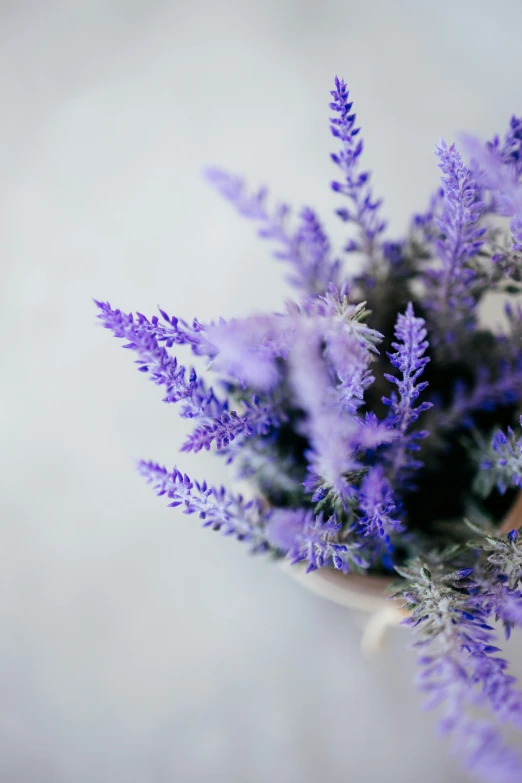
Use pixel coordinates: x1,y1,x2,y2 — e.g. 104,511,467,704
96,78,522,782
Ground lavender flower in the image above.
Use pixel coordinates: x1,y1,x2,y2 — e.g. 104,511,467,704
356,466,403,547
205,169,342,294
97,301,285,459
96,299,210,350
424,141,485,349
461,131,522,221
202,313,295,390
324,324,376,414
397,562,522,780
290,328,363,506
203,288,385,505
265,508,369,573
282,206,342,294
384,303,431,432
464,521,522,639
497,115,522,177
138,461,269,552
329,77,386,258
474,578,522,641
475,526,522,592
382,303,432,486
181,395,284,454
96,300,220,415
494,586,522,636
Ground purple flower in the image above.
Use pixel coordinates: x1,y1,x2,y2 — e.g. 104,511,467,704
382,303,432,486
356,466,403,547
355,412,399,450
485,115,522,181
277,206,343,294
265,508,369,573
497,588,522,636
181,395,284,455
203,314,295,390
384,303,431,432
204,292,384,505
500,116,522,172
290,328,362,505
95,300,222,416
398,562,522,780
138,460,269,552
329,77,386,258
324,326,375,414
204,168,268,219
460,132,522,220
475,580,522,640
205,169,342,295
97,301,285,461
424,141,486,348
477,524,522,593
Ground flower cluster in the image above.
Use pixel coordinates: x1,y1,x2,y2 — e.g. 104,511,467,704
96,78,522,782
397,558,522,783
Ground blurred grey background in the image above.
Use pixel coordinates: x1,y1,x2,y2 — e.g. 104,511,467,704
2,1,522,781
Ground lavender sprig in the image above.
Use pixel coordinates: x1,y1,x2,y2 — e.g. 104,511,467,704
465,521,522,638
461,132,522,221
382,303,432,486
181,395,284,454
397,562,522,781
324,326,376,414
493,115,522,179
138,461,269,552
205,169,342,294
265,508,369,573
329,77,386,258
484,583,522,639
424,141,485,350
96,300,221,415
384,303,431,431
291,329,363,505
280,206,343,294
203,313,295,390
356,466,403,548
97,301,283,457
95,300,207,350
474,526,522,593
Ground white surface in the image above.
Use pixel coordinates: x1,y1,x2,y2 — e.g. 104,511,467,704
2,2,522,781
